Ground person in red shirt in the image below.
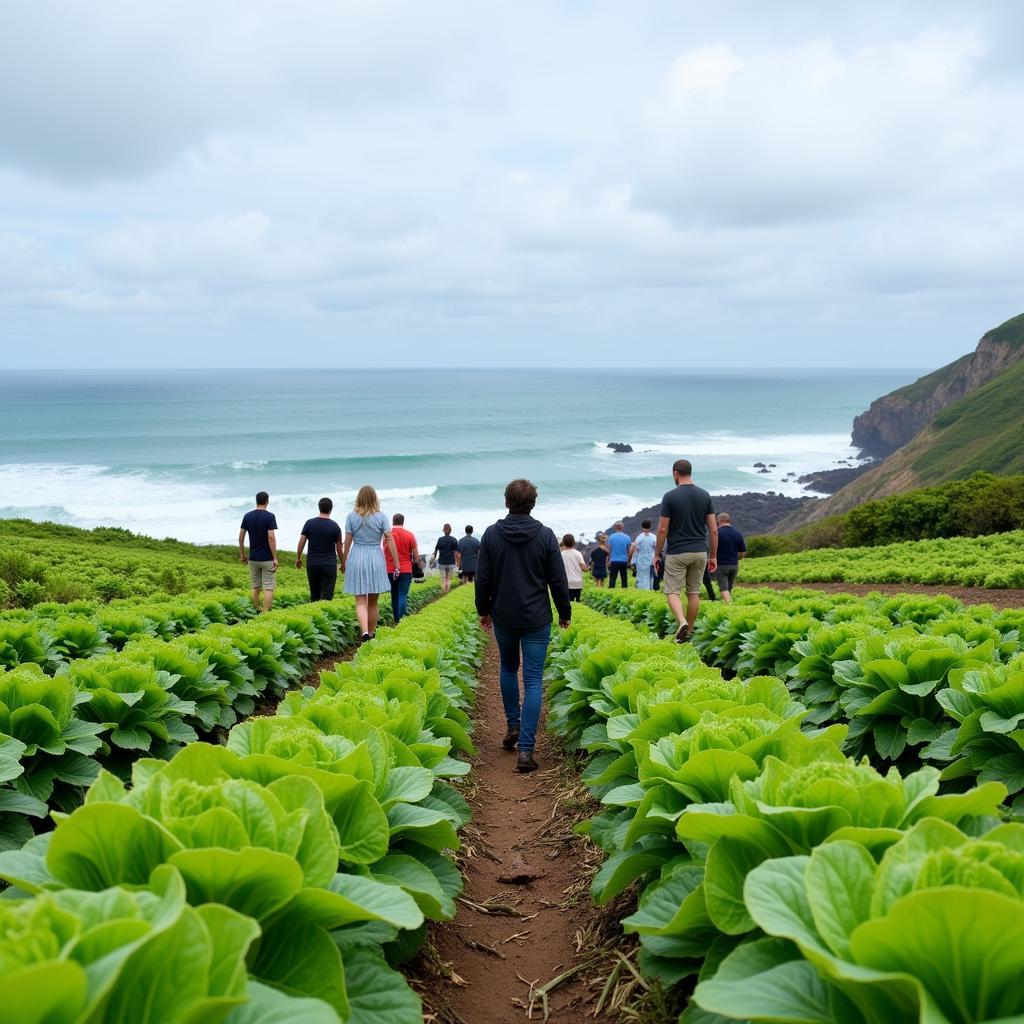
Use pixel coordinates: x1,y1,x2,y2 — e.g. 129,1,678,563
385,513,420,623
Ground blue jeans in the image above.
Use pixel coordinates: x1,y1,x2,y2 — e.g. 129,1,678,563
390,572,412,623
493,623,551,753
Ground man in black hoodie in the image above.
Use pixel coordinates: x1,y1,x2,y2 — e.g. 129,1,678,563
475,479,572,773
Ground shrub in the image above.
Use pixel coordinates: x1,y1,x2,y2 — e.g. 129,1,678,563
94,574,130,602
14,579,46,608
44,572,92,604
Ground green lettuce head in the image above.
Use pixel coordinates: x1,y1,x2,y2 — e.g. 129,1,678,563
694,819,1024,1024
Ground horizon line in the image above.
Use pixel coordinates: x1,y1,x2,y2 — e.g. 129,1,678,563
2,365,927,374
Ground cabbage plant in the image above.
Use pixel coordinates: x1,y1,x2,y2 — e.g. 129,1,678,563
0,863,339,1024
693,818,1024,1024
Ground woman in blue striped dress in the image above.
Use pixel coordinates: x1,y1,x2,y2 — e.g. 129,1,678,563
343,485,400,641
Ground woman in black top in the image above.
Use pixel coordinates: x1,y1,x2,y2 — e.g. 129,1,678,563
589,532,610,587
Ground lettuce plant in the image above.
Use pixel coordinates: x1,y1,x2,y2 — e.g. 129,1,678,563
0,744,423,1019
787,620,884,724
835,633,999,763
122,637,234,732
0,623,60,674
931,658,1024,796
48,618,111,662
693,818,1024,1024
734,612,818,680
0,863,339,1024
675,749,1006,937
0,665,103,849
66,659,198,759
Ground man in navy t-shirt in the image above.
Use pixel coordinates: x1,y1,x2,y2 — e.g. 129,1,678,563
239,491,278,612
714,512,746,603
607,522,632,588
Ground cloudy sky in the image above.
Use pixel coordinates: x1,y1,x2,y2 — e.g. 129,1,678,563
2,0,1022,369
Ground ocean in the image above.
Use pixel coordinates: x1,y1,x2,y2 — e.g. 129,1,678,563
0,368,916,547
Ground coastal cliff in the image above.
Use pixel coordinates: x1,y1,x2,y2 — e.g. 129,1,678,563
773,313,1024,531
852,314,1024,458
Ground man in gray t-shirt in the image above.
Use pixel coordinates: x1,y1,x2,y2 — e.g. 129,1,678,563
654,459,717,642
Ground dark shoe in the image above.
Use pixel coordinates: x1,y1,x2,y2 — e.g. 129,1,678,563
516,750,539,773
369,631,376,640
674,623,691,643
360,632,371,643
501,727,520,751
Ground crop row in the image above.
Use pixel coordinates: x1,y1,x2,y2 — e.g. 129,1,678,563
0,585,484,1024
0,583,441,850
741,527,1024,588
0,581,441,668
545,604,1021,1023
583,587,1024,799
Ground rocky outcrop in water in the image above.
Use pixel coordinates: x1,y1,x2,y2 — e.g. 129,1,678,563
798,463,875,494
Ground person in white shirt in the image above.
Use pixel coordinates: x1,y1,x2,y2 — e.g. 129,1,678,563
560,534,588,602
629,520,658,590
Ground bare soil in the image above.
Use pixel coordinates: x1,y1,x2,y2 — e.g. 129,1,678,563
415,636,611,1024
755,581,1024,610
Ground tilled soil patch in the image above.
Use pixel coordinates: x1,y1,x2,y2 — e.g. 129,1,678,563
415,635,610,1024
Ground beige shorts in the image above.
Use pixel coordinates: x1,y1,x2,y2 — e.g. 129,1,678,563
663,552,707,596
437,563,457,580
248,560,277,591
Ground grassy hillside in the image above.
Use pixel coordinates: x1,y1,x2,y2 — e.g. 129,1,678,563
0,518,306,607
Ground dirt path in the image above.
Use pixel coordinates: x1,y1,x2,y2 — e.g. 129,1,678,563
755,580,1024,609
418,636,606,1024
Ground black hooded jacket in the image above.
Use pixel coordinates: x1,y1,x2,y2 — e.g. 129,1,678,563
475,514,572,630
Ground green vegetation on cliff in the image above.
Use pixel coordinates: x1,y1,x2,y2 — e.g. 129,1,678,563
893,312,1024,405
916,355,1024,477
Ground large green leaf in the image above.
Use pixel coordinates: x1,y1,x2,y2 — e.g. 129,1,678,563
224,982,340,1024
850,889,1024,1022
342,948,422,1024
620,863,712,938
803,843,875,960
250,909,349,1018
287,873,424,931
168,847,303,921
0,735,27,784
364,853,455,919
590,843,674,905
47,803,183,890
0,961,88,1024
693,938,852,1024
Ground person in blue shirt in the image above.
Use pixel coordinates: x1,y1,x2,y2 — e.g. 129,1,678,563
714,512,747,603
607,522,632,588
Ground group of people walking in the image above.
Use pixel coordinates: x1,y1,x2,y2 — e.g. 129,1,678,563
584,509,746,602
237,458,743,773
238,488,487,639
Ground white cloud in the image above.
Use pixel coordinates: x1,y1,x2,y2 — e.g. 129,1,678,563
0,2,1022,367
636,28,1000,226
